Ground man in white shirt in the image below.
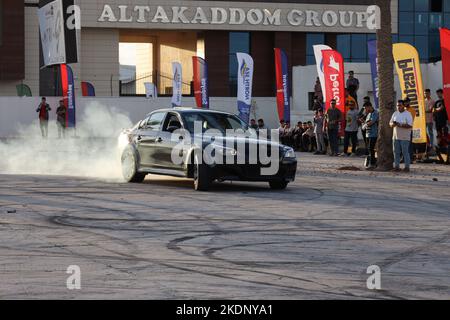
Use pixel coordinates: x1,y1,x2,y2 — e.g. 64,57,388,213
390,100,414,172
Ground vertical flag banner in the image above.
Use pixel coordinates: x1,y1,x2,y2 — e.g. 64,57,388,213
440,28,450,119
368,40,380,109
192,56,209,109
274,48,291,123
38,0,78,67
172,62,183,108
322,50,345,137
81,82,95,97
393,43,427,144
236,53,254,123
60,64,76,128
313,44,332,102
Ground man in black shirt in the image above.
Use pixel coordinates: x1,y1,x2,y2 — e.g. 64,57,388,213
434,89,449,136
56,100,67,139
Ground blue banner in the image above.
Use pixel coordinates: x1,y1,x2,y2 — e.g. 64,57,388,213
237,53,254,123
193,57,209,109
275,48,291,123
368,40,379,109
67,65,76,128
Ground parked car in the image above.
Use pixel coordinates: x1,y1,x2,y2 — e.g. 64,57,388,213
118,108,297,191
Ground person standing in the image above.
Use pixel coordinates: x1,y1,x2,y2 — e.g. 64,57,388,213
403,97,416,161
424,89,435,149
324,99,343,156
314,109,326,155
314,77,324,103
36,97,51,138
358,97,371,155
363,102,379,169
390,100,414,172
343,100,359,156
434,89,449,136
56,100,67,139
346,71,360,102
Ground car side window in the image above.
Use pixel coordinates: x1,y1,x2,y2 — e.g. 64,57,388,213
145,112,166,131
162,113,182,132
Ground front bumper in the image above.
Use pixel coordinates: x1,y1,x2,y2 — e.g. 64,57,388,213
208,158,298,182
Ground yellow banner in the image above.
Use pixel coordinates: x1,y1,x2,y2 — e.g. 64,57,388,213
393,43,427,144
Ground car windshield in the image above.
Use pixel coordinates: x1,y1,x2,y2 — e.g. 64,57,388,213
181,112,255,136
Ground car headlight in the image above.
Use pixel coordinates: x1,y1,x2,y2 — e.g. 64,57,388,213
283,147,296,159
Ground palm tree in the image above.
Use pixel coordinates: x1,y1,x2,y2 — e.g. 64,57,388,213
375,0,395,171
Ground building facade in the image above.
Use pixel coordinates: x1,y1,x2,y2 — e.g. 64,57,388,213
0,0,447,121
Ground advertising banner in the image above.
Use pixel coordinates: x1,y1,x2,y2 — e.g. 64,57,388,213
236,53,254,123
440,28,450,119
274,48,290,123
192,57,209,109
172,62,183,108
81,82,96,97
322,50,345,136
60,64,76,128
367,39,380,109
393,43,427,144
313,44,332,102
38,0,78,68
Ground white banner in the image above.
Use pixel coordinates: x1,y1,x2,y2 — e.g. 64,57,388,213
236,53,254,122
313,44,332,103
144,82,158,99
171,62,182,107
38,0,66,67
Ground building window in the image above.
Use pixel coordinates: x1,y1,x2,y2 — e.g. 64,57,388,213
229,32,250,96
336,34,373,63
305,33,325,65
398,0,446,62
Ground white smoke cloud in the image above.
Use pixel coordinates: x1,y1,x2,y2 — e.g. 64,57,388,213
0,102,133,181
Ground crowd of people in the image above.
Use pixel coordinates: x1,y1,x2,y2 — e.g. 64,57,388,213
256,71,449,170
36,97,67,139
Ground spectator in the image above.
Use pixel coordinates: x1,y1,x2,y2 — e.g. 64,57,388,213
324,99,343,156
302,121,316,152
436,127,450,165
358,97,371,154
362,102,379,169
36,97,51,139
292,122,304,151
314,109,326,155
343,100,359,156
314,77,323,103
56,100,67,139
312,96,324,112
257,119,267,130
345,88,358,112
404,97,416,161
250,119,258,130
434,89,449,137
424,89,435,149
283,122,294,147
390,100,414,173
346,71,360,102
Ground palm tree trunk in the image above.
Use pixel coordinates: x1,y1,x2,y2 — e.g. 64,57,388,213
375,0,395,171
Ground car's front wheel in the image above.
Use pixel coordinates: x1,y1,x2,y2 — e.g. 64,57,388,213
121,147,146,183
269,180,289,190
193,152,210,191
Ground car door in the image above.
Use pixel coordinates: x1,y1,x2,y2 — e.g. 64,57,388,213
136,112,166,168
156,112,186,171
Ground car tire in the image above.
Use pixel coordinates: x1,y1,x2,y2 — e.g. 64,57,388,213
269,180,289,190
121,147,146,183
193,152,210,191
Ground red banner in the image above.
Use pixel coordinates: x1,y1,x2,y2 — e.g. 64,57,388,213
322,50,345,136
440,28,450,119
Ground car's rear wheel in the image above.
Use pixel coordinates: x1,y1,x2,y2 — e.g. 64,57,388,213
121,147,146,183
193,152,210,191
269,180,289,190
